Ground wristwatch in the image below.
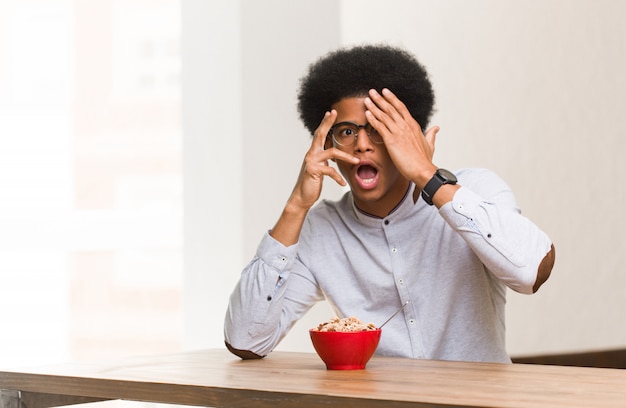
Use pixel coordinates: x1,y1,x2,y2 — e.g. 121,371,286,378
421,168,457,205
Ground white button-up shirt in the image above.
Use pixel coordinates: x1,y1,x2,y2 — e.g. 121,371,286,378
225,168,553,363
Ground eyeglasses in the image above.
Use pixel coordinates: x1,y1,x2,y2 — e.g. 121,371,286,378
328,122,384,147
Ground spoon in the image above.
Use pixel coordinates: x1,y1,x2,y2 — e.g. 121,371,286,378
378,300,410,329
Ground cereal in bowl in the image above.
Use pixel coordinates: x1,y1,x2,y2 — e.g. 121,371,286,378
313,316,377,332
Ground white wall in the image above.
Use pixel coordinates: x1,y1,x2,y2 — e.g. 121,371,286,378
182,0,341,352
181,0,243,351
183,0,626,356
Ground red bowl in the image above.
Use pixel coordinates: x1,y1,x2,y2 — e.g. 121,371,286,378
309,329,381,370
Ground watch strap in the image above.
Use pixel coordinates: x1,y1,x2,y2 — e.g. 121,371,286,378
421,169,457,205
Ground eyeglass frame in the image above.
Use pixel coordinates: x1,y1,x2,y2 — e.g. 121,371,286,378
327,121,384,147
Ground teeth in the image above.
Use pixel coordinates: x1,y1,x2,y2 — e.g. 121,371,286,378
362,178,375,185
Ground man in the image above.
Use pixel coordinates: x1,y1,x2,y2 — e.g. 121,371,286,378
224,44,555,363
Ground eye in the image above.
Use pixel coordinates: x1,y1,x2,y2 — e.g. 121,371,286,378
340,127,356,137
335,124,357,138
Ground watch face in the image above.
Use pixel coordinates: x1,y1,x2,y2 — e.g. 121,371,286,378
437,168,457,183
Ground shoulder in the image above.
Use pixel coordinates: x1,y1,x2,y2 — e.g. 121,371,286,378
301,192,354,239
297,193,355,264
308,191,353,219
455,168,512,193
453,168,518,209
455,168,506,185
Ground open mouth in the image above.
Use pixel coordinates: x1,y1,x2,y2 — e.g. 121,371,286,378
356,164,379,188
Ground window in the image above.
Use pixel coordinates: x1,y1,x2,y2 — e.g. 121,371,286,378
0,0,182,366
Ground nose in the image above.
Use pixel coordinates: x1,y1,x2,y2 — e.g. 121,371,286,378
354,127,374,152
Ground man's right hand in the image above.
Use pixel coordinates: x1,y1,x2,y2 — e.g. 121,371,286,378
269,110,359,246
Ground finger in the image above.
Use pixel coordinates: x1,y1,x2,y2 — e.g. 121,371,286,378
380,88,414,121
366,88,406,121
305,159,348,187
364,89,413,139
324,166,349,187
424,126,440,157
364,108,388,136
364,90,395,122
364,98,394,137
313,110,337,150
324,147,360,165
365,94,409,139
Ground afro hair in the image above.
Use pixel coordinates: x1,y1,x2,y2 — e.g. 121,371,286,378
297,44,435,135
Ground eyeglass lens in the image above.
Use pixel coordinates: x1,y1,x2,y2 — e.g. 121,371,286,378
331,122,384,146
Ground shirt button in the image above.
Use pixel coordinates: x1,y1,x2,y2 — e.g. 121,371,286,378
384,219,390,225
391,247,398,253
409,319,415,325
398,279,404,285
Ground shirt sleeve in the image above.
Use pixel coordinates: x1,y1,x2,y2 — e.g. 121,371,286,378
438,169,554,294
224,231,323,356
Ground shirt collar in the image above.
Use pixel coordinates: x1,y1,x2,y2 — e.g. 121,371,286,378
350,183,421,227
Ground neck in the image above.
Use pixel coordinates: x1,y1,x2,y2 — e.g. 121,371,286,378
353,180,411,218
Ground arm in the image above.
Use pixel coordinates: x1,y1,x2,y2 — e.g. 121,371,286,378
224,232,323,358
270,110,359,246
439,170,555,294
365,89,554,293
225,111,359,358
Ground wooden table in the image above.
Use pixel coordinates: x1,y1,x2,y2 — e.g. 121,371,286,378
1,349,626,408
